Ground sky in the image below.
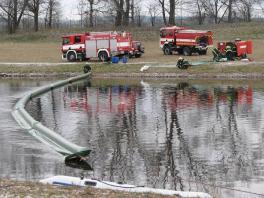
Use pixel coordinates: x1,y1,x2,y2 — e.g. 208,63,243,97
59,0,264,21
60,0,79,20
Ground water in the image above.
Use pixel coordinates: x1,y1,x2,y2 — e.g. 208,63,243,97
1,78,264,197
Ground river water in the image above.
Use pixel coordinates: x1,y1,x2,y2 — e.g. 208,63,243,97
1,78,264,198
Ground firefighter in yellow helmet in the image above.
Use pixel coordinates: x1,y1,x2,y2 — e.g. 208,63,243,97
225,45,234,61
177,57,191,69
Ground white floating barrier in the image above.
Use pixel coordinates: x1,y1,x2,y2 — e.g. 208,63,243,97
40,175,212,198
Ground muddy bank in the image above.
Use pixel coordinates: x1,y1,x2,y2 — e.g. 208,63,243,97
0,179,175,198
1,72,264,80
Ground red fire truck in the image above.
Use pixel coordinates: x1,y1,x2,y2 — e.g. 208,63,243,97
216,39,253,60
160,26,213,56
62,31,143,62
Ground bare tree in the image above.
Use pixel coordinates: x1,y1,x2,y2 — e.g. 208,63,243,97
185,0,206,25
257,0,264,13
131,0,135,25
158,0,167,25
134,4,144,26
77,0,86,28
122,0,130,25
110,0,134,26
227,0,234,22
168,0,175,25
201,0,228,24
112,0,124,26
89,0,94,27
0,0,28,34
44,0,60,29
237,0,255,22
27,0,44,31
148,2,159,26
196,0,206,25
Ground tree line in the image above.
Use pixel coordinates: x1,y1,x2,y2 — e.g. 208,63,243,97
0,0,59,33
0,0,264,34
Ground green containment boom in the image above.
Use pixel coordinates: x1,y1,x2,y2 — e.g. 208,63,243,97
12,72,92,161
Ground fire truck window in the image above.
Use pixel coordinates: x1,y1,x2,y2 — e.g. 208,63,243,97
63,38,70,45
75,36,81,43
168,32,173,36
160,30,166,37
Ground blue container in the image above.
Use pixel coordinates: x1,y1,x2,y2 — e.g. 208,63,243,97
122,56,128,64
112,57,119,64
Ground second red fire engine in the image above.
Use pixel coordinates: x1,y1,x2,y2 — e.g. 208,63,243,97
160,26,213,56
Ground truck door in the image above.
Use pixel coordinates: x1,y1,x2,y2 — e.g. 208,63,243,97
85,40,97,58
110,39,117,52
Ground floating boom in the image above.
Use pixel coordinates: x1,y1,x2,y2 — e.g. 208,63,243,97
12,73,92,159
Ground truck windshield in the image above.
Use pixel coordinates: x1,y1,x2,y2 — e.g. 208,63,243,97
62,37,70,45
160,30,166,37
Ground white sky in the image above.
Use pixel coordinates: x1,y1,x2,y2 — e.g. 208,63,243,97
59,0,263,21
60,0,79,20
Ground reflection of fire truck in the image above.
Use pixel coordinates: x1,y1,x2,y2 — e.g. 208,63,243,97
64,85,138,113
163,84,253,110
62,31,144,62
160,26,213,56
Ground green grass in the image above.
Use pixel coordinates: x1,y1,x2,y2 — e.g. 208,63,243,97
0,63,264,79
0,64,141,74
1,22,264,43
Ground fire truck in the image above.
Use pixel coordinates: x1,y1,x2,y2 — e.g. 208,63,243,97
160,26,213,56
62,31,144,62
213,39,253,61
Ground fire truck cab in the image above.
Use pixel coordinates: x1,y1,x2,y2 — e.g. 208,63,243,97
62,34,86,61
160,26,213,56
62,31,143,62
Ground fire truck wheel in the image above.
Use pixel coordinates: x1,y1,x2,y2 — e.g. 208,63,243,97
199,49,207,55
163,45,172,55
67,52,76,62
183,47,192,56
135,54,141,58
98,51,109,62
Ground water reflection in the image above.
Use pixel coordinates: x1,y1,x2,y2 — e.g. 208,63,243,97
1,79,264,198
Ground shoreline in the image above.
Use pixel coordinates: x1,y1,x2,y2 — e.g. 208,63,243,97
0,60,264,80
1,72,264,80
0,178,177,198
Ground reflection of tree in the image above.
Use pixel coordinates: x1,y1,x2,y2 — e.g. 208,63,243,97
50,90,58,131
36,80,258,194
163,105,184,190
162,86,210,192
26,97,43,122
214,87,251,183
108,102,137,183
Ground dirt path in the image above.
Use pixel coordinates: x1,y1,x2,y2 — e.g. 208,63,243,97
0,60,263,67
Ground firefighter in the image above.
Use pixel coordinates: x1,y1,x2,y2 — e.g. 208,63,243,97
177,57,191,69
225,45,235,61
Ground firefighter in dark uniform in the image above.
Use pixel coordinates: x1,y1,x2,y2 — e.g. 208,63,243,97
177,57,191,69
225,45,235,61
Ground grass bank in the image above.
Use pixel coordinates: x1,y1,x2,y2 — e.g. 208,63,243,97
0,62,264,79
1,22,264,43
0,179,175,198
0,22,263,63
